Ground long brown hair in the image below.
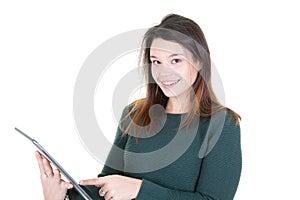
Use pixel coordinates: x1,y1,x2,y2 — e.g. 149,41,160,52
123,14,240,138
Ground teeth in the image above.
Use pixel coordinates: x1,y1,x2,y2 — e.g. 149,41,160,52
161,80,180,86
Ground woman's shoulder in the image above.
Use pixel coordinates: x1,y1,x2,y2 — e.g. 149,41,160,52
118,98,147,124
198,108,241,158
122,98,146,112
201,108,240,135
220,108,241,135
225,108,240,126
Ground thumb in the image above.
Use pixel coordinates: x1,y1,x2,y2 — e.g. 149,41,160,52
53,168,73,189
62,181,73,190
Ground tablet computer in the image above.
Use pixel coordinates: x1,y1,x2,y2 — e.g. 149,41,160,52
15,127,93,200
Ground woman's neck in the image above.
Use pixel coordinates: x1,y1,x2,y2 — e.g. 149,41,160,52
165,96,191,114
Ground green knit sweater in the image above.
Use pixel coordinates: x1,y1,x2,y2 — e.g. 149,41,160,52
68,108,242,200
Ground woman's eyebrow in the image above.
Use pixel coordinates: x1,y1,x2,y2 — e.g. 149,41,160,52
168,53,184,57
150,53,183,59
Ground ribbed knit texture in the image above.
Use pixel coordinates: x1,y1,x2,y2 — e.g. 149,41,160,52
68,109,242,200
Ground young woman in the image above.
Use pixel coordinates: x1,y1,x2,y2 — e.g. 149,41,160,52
36,14,242,200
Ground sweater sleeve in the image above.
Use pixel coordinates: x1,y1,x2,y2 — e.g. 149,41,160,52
98,106,130,177
98,121,128,177
135,114,242,200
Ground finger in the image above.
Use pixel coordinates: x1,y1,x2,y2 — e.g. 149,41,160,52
61,180,74,189
99,188,106,197
79,177,104,186
104,190,114,200
52,169,73,189
53,168,61,182
42,156,54,176
35,151,46,176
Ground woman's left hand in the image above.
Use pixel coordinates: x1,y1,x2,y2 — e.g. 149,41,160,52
79,174,142,200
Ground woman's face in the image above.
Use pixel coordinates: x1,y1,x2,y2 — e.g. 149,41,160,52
150,38,199,100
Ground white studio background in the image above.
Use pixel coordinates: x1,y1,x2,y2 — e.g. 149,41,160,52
1,0,299,199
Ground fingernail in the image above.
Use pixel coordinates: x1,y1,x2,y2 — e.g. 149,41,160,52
68,185,73,189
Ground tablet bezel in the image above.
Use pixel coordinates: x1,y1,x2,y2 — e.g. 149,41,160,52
15,128,93,200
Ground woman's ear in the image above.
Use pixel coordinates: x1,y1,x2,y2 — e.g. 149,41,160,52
195,60,203,71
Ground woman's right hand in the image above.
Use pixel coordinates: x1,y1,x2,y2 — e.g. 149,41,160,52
35,151,73,200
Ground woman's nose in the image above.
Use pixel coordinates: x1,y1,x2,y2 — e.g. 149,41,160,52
158,63,174,73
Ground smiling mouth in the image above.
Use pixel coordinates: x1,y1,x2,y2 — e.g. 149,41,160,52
160,79,180,86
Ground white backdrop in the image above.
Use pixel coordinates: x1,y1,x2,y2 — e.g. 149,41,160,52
1,0,299,199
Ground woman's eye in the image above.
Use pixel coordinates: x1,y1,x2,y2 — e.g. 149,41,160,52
171,59,181,64
152,60,161,65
